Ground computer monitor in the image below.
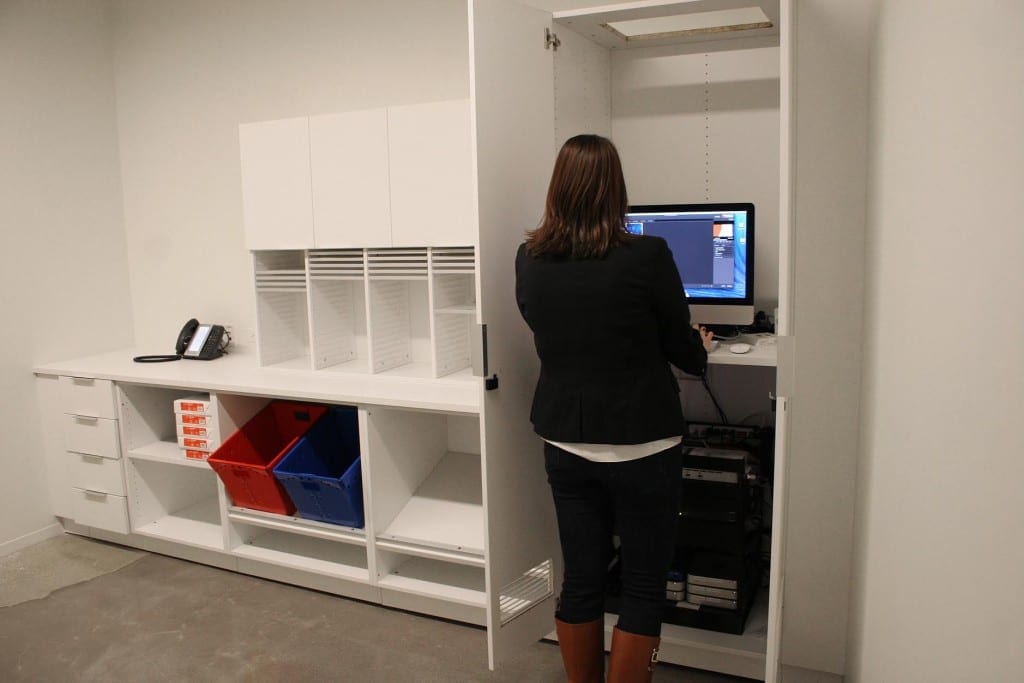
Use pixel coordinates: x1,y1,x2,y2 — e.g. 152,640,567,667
626,203,755,327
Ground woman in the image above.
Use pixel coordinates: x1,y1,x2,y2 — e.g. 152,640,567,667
515,134,712,682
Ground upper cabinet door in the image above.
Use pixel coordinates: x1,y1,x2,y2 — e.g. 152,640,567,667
310,108,392,248
470,0,557,670
239,117,315,250
387,99,476,248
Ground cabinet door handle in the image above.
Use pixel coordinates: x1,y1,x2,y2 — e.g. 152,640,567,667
84,489,108,499
72,415,100,424
71,377,95,386
75,453,105,464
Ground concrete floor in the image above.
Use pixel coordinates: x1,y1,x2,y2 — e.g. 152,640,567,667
0,535,755,682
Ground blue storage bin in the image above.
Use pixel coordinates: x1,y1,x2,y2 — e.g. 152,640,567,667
272,406,364,528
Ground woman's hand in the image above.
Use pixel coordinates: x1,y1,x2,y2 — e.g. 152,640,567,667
694,324,715,352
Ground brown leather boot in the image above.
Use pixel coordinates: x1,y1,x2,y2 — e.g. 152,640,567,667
554,618,605,683
606,626,660,683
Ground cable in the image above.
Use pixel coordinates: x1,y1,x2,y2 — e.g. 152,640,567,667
132,354,181,363
700,369,730,424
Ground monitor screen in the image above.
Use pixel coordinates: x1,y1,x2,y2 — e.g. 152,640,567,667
626,203,754,325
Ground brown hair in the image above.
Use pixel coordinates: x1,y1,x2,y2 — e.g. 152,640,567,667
525,134,631,258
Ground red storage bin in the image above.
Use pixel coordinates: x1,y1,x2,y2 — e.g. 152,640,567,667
208,401,327,515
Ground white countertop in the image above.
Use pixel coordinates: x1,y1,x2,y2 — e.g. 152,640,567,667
35,349,483,414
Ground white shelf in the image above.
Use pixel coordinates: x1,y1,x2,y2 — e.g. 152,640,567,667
263,355,313,371
378,451,483,556
379,556,486,607
553,0,781,51
434,304,476,315
133,497,223,551
128,440,212,470
707,337,778,367
233,532,369,582
228,506,366,546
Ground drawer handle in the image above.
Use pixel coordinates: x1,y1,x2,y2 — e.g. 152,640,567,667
72,415,100,424
84,489,108,499
71,377,96,386
76,453,105,464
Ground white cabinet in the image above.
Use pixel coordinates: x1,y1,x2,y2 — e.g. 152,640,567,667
309,108,391,247
33,0,861,680
45,374,130,534
387,100,477,247
239,117,315,250
240,100,475,250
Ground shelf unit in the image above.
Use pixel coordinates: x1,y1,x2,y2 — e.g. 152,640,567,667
365,407,484,566
31,0,872,677
308,249,369,372
251,246,478,379
254,250,310,369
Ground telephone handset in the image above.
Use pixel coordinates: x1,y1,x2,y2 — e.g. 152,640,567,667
133,319,230,363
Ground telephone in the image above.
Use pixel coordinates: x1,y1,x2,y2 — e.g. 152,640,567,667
133,319,230,363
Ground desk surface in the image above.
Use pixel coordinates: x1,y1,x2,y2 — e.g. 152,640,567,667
707,335,778,367
35,336,776,413
35,349,483,414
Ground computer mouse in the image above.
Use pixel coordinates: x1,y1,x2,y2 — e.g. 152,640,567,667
729,342,752,354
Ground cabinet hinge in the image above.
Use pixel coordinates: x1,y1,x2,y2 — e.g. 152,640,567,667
545,28,561,51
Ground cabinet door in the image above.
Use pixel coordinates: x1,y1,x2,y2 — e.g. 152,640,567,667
471,0,558,669
239,117,315,250
387,99,476,247
310,108,392,247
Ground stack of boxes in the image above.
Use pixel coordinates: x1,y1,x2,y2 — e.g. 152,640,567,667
173,396,221,460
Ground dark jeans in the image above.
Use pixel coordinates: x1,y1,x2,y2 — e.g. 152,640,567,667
544,442,682,637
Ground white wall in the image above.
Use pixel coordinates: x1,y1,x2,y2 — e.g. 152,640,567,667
109,0,470,353
0,0,133,551
611,42,780,312
849,2,1024,680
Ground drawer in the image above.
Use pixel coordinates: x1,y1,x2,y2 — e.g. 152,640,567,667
59,376,117,419
71,488,129,534
63,414,120,459
68,451,126,496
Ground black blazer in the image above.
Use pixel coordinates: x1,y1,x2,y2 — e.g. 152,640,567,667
515,235,707,445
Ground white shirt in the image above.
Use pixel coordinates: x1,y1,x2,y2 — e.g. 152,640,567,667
544,436,682,463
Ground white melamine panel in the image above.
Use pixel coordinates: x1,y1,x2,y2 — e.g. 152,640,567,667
119,384,205,452
71,488,129,535
310,108,391,247
256,290,310,369
379,451,483,555
387,99,476,247
62,415,120,460
308,249,368,371
364,408,450,532
59,376,116,419
239,117,314,250
553,22,612,148
367,280,412,373
552,0,781,51
36,375,73,519
254,251,311,368
378,552,486,609
69,452,125,496
232,527,369,582
36,349,481,416
227,507,366,546
309,279,363,370
212,393,268,438
126,458,223,551
471,0,560,669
